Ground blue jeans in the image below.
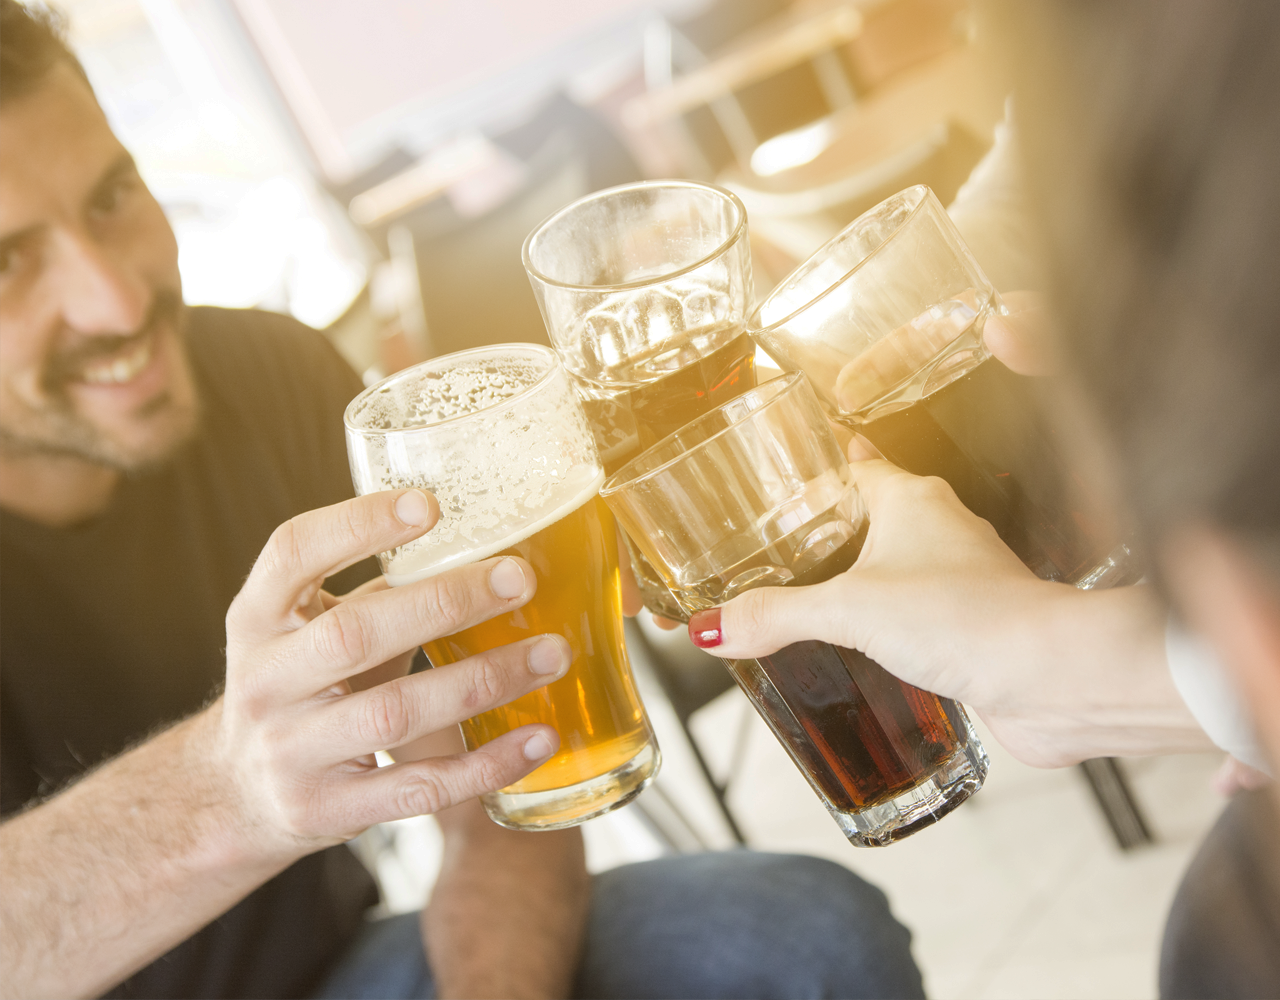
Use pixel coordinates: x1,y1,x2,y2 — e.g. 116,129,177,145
313,851,925,1000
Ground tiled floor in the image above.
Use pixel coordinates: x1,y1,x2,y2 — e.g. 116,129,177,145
366,617,1229,1000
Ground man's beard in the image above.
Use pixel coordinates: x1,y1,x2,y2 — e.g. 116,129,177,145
0,290,201,473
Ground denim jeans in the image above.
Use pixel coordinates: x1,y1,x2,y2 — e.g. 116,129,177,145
313,850,925,1000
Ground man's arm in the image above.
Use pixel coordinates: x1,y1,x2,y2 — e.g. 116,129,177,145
0,706,287,999
0,490,569,999
392,728,591,1000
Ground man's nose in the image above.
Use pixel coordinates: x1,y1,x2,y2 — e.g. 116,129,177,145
55,229,151,335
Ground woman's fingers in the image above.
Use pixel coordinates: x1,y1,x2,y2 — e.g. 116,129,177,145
984,290,1057,377
303,634,572,763
693,574,864,660
231,489,440,634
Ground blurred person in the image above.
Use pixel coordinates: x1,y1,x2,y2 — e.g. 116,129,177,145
687,2,1280,998
0,3,926,998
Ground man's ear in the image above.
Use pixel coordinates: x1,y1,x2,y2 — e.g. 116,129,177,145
1163,526,1280,781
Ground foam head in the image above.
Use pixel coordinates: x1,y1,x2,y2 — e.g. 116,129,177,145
345,344,603,584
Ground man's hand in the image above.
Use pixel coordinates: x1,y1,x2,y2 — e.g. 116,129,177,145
0,487,573,998
216,486,571,860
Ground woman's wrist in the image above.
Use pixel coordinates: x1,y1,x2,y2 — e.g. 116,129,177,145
976,582,1214,766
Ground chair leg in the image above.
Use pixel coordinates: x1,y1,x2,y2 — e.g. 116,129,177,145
680,721,748,845
1077,757,1154,850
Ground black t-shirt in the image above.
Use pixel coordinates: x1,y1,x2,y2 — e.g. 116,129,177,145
1,307,380,999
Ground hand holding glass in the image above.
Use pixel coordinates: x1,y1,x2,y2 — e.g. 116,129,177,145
751,185,1134,587
345,345,659,830
602,372,988,846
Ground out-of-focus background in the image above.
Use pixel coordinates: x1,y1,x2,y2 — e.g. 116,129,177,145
57,2,1227,995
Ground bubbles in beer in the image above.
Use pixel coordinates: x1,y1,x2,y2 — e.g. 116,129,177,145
345,352,600,583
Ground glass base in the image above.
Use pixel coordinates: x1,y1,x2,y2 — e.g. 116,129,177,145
1071,540,1144,590
480,741,661,831
826,739,989,848
624,535,690,622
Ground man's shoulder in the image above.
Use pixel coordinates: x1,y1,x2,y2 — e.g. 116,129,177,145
185,305,351,382
184,306,364,421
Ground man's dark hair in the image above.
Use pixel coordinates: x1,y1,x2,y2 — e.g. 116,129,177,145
1000,0,1280,564
0,0,91,102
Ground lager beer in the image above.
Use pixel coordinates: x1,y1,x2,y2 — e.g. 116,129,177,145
422,490,653,806
346,345,659,830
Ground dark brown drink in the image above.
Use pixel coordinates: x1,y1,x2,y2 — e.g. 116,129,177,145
739,536,977,829
572,326,757,475
853,355,1124,584
571,326,759,620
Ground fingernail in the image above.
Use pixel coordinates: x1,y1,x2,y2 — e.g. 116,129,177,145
523,731,555,761
689,608,722,648
528,636,568,676
394,489,431,527
489,558,527,599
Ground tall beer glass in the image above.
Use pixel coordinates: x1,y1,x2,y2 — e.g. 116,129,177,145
523,180,756,620
601,373,988,846
345,345,660,830
751,185,1135,587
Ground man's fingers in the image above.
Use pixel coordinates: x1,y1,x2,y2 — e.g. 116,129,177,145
336,725,560,829
256,556,538,700
304,634,571,762
232,489,439,632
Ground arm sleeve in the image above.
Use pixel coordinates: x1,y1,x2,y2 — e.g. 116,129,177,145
946,100,1045,293
1166,616,1272,775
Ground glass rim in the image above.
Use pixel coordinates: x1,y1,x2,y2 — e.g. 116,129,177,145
749,184,930,334
521,179,749,292
343,342,560,438
600,371,807,497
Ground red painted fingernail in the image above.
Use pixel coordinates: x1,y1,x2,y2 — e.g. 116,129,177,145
689,608,722,648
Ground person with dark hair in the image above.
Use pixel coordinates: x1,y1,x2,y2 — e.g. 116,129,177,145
0,3,926,998
697,2,1280,998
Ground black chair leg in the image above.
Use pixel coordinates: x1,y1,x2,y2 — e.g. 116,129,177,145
1078,757,1154,850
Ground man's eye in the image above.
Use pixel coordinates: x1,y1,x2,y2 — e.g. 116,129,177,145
90,176,137,215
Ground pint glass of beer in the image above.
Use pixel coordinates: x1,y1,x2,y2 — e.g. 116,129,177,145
523,180,756,620
751,185,1135,587
345,345,660,830
601,373,988,846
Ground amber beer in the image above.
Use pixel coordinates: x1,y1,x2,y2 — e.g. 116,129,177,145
571,324,758,476
571,325,758,622
422,490,653,804
345,343,660,831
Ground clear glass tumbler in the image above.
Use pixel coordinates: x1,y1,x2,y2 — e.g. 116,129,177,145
601,372,988,846
523,180,756,620
751,185,1136,587
345,344,660,830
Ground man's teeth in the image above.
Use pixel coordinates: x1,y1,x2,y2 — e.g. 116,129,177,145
80,338,153,385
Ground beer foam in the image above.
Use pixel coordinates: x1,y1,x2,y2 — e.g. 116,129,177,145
384,467,604,586
348,355,549,429
346,348,603,585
